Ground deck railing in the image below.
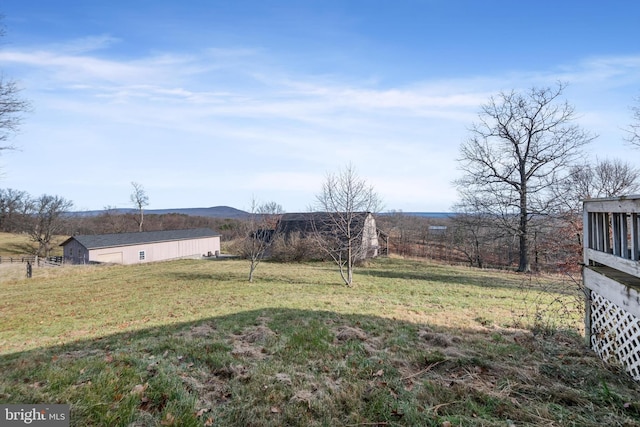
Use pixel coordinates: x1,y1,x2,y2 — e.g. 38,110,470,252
583,196,640,381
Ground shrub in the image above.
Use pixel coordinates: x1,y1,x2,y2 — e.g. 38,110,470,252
270,232,325,262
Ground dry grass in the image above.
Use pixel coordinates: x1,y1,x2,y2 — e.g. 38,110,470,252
0,257,638,426
0,232,66,257
0,258,583,354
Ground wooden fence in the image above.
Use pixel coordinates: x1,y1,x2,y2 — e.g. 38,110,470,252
0,255,63,266
583,196,640,381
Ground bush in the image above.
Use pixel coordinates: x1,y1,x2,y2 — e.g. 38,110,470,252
270,232,325,262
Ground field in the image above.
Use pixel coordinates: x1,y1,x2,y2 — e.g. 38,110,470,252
1,256,640,426
0,231,66,258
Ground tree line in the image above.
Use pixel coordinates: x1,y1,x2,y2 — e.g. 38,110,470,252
0,187,244,257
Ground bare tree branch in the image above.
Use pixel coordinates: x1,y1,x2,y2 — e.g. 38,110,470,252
555,158,640,215
625,96,640,147
0,18,31,150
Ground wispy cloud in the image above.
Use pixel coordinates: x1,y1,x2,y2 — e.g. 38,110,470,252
54,34,121,54
3,39,640,210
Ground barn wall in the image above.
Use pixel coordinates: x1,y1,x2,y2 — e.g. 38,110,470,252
361,214,380,258
87,236,221,265
62,240,90,264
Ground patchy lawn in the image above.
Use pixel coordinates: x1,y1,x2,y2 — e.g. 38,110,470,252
1,258,638,426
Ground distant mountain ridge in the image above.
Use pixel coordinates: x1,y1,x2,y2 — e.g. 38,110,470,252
391,212,455,218
72,206,249,219
71,207,454,220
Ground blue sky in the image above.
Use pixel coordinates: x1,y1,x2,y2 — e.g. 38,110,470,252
0,1,639,212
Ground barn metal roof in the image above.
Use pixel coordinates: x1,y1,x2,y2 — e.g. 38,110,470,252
60,228,221,250
277,212,371,233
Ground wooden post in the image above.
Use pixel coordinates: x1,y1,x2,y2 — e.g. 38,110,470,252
26,261,32,279
583,283,591,347
583,201,591,347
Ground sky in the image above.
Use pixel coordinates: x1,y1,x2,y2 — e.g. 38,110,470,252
0,1,639,213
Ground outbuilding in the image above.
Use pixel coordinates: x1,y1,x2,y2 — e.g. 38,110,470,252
60,228,221,265
276,212,381,259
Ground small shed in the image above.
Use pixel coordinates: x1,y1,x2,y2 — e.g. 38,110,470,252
60,228,221,265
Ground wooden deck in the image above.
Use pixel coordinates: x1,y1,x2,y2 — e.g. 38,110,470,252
583,196,640,381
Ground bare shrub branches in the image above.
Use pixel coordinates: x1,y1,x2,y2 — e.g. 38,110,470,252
242,198,283,282
313,164,382,286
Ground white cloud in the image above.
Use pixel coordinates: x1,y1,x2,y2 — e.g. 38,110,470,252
4,39,640,211
55,34,121,54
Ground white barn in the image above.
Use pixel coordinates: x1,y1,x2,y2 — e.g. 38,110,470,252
60,228,221,265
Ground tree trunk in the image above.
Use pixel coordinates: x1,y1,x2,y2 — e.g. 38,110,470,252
248,263,255,283
474,236,482,268
518,181,530,273
518,230,529,272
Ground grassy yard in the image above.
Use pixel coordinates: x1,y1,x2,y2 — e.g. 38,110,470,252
1,257,639,426
0,231,66,257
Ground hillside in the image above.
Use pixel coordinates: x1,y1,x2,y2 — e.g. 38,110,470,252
72,205,249,219
1,258,639,426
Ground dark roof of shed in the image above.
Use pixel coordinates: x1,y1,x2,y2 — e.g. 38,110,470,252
60,228,221,250
277,212,372,234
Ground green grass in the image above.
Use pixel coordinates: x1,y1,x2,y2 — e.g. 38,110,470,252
1,257,639,426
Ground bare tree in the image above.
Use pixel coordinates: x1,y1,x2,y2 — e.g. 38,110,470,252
0,18,31,150
130,182,149,232
241,198,284,282
451,196,499,269
98,205,130,234
377,211,421,257
455,83,595,272
313,164,383,286
26,194,73,257
556,158,640,214
0,78,30,149
0,188,29,232
593,158,640,197
626,96,640,147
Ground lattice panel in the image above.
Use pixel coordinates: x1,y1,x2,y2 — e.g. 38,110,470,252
590,291,640,381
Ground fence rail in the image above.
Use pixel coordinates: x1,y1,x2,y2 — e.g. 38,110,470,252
0,255,37,264
0,255,63,266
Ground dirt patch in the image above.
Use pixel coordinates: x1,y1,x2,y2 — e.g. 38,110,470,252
334,326,368,341
231,340,267,360
362,340,382,355
290,389,316,407
274,373,292,385
333,325,384,355
418,329,462,347
239,325,276,344
229,324,276,360
176,322,217,339
181,369,231,409
59,349,105,360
